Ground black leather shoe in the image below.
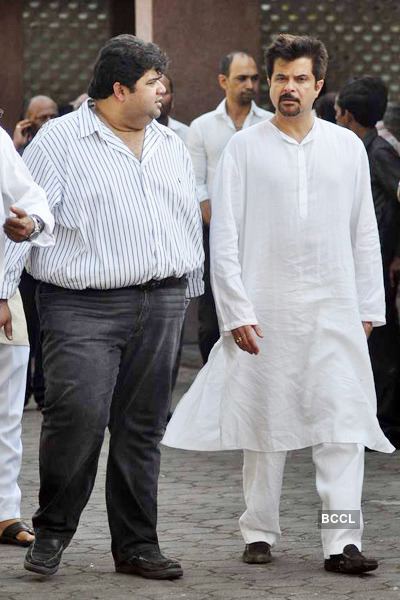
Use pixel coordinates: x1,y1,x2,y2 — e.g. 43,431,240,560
242,542,272,564
24,536,68,576
324,544,378,574
115,547,183,580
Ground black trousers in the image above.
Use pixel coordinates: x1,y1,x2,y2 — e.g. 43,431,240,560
369,266,400,448
19,269,45,406
34,280,186,563
198,226,219,363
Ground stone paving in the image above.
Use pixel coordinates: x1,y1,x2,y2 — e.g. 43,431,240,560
1,345,400,600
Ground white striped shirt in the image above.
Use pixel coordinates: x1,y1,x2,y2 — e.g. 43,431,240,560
1,100,204,299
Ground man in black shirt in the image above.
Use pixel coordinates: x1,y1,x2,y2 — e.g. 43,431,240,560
336,76,400,448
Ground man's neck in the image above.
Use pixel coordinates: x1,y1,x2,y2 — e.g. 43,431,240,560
94,99,148,133
351,123,375,142
271,111,314,143
225,98,252,129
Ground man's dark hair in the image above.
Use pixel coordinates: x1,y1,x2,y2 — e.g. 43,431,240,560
88,34,168,99
265,34,328,81
314,92,337,123
337,76,388,128
384,103,400,140
219,51,252,77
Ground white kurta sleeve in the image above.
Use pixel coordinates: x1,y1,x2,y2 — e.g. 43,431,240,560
351,145,386,327
187,120,209,202
210,145,258,332
0,127,54,245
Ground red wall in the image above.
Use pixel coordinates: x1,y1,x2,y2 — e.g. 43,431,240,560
152,0,262,125
0,0,23,134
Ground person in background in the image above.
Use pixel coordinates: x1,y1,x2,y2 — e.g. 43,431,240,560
336,76,400,448
12,95,58,410
0,122,54,548
12,96,58,154
377,103,400,155
157,74,189,143
187,51,273,363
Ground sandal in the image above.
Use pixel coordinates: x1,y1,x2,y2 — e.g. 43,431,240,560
0,521,34,547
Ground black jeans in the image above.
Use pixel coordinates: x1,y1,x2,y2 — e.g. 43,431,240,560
34,280,186,562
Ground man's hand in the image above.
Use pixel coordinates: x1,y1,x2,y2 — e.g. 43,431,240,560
389,256,400,288
0,300,12,340
200,199,211,225
3,206,34,242
12,119,33,150
362,321,373,339
231,324,263,355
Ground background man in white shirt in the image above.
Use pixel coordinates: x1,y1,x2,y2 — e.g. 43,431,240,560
187,52,273,363
1,35,203,580
0,124,54,548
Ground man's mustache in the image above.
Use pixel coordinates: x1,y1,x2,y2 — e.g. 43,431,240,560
279,94,300,103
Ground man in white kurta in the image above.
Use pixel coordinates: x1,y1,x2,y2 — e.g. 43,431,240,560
0,125,54,547
164,34,394,574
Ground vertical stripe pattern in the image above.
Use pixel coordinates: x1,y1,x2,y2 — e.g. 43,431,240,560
1,101,204,298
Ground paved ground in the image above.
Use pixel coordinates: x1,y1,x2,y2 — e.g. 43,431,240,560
1,345,400,600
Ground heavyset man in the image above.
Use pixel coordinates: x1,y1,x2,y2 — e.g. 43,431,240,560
1,35,203,579
164,34,394,574
187,51,273,362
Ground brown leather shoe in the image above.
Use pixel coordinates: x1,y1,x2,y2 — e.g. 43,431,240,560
324,544,378,574
242,541,272,564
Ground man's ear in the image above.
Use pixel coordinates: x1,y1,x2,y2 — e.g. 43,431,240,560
113,82,128,102
218,74,228,91
315,79,324,96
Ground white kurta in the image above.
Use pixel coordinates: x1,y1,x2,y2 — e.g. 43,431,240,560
0,126,54,289
163,118,394,454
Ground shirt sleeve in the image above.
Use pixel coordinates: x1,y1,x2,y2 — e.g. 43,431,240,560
187,120,209,203
210,144,258,332
183,145,204,298
1,128,54,245
351,145,386,327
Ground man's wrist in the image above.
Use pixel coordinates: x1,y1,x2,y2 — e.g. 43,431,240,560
27,214,45,241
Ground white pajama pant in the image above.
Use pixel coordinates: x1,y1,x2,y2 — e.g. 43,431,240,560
239,443,365,558
0,345,29,521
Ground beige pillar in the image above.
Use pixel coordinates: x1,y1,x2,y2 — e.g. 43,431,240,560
135,0,153,42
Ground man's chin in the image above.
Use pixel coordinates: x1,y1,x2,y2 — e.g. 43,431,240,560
278,107,301,117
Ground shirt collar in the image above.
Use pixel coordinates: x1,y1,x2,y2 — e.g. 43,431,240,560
215,98,264,120
77,99,174,140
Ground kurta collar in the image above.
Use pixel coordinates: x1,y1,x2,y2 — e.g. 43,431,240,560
267,116,318,146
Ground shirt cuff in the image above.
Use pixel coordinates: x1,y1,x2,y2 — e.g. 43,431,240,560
0,278,18,300
197,185,209,203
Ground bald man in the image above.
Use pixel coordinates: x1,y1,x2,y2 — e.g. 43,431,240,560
13,96,58,153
